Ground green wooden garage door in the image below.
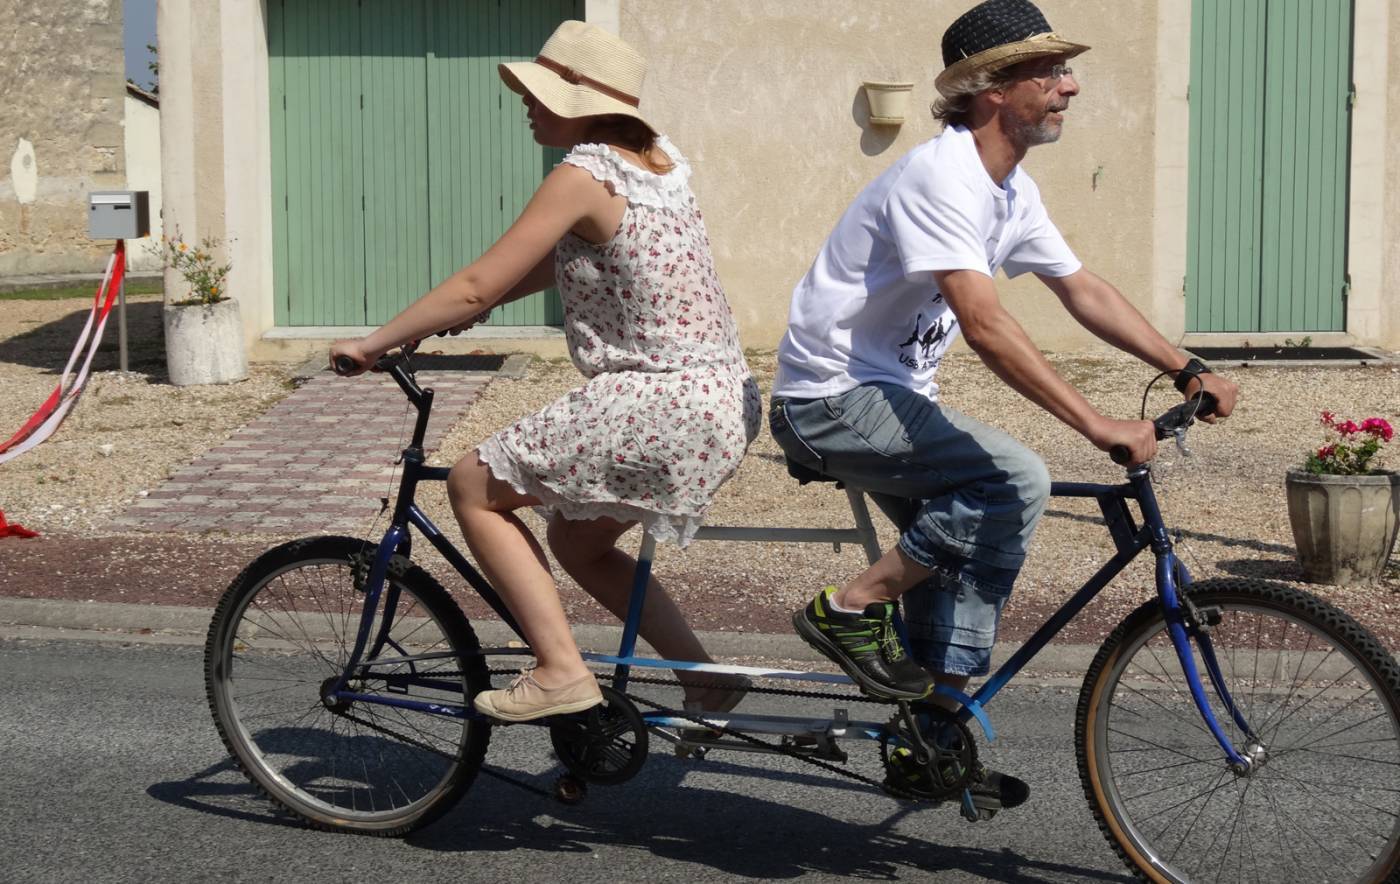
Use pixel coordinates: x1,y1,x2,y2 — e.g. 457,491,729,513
1186,0,1353,333
269,0,579,327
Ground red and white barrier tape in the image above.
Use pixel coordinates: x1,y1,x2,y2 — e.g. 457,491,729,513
0,509,39,539
0,240,126,465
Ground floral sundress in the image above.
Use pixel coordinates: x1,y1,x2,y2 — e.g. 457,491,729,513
477,136,761,545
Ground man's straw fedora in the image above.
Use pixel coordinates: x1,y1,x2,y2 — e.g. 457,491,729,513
935,0,1090,98
498,20,655,132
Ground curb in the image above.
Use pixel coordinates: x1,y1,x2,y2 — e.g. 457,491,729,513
0,596,1098,675
0,270,162,293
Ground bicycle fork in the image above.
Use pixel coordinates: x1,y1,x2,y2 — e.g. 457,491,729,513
1157,552,1258,772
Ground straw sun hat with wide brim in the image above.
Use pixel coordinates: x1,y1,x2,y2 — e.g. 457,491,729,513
934,0,1090,98
498,20,656,134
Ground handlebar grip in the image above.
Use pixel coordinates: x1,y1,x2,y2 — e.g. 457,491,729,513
332,355,358,375
1110,445,1131,465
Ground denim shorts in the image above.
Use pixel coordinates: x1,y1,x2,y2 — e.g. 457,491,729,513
770,383,1050,676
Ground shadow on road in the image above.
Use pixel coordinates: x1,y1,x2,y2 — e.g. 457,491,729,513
149,746,1132,882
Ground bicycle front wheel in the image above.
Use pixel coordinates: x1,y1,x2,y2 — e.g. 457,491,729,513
1077,577,1400,883
205,535,491,836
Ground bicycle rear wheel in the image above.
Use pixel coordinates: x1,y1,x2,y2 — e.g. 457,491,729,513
1077,577,1400,883
205,535,491,836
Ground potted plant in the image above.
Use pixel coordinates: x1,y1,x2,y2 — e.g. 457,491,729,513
1285,411,1400,584
156,231,247,385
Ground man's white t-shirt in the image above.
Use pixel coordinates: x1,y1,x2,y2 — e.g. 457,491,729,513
773,125,1081,402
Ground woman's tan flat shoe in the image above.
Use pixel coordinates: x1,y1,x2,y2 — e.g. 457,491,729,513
473,670,603,723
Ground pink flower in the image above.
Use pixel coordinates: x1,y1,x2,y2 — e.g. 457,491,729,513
1321,410,1336,426
1337,420,1361,436
1317,444,1337,459
1362,417,1394,442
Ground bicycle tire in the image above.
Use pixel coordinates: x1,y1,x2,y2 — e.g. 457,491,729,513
205,535,491,836
1076,576,1400,883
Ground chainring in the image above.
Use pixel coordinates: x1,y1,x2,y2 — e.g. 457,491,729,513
878,705,979,801
548,686,649,785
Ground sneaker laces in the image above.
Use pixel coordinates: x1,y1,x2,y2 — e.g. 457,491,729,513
505,661,540,695
874,609,908,662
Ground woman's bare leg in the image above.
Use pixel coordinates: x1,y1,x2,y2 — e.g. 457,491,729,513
546,513,742,706
447,452,592,689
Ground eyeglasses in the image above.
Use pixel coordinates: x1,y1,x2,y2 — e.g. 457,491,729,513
1032,64,1074,86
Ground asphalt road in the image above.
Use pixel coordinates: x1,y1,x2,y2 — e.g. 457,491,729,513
1,638,1137,884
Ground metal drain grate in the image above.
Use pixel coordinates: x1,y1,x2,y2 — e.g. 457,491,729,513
1188,346,1382,363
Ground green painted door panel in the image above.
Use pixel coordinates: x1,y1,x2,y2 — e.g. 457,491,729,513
360,1,433,325
1258,0,1350,333
270,0,576,327
269,0,367,326
425,0,576,328
1187,0,1352,333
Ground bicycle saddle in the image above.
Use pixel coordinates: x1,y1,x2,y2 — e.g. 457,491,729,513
785,456,843,488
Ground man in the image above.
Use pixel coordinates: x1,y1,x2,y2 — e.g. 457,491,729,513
769,0,1238,809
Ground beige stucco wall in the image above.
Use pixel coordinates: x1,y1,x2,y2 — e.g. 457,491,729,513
160,0,1396,355
123,93,164,271
1382,3,1399,349
157,0,232,306
0,0,126,275
622,0,1161,353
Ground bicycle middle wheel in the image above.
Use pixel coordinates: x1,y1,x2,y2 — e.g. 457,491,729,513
205,535,491,836
1077,577,1400,883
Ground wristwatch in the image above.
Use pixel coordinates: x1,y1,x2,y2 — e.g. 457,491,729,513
1173,357,1212,394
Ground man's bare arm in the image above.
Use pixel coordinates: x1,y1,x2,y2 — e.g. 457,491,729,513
1037,269,1237,418
934,269,1157,463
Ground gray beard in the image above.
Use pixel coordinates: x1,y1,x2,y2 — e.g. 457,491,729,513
1001,107,1063,148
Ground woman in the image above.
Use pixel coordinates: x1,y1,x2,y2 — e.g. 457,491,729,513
331,21,759,723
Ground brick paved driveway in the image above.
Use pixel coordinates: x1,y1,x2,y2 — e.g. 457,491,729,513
117,365,495,534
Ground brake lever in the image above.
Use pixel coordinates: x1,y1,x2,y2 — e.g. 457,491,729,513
1172,426,1193,459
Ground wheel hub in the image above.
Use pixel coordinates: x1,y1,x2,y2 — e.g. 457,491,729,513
1232,740,1269,777
319,676,351,713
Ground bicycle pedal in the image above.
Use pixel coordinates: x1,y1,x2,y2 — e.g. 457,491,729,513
959,789,997,822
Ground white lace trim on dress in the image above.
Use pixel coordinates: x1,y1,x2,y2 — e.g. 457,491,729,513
561,135,693,212
476,437,706,547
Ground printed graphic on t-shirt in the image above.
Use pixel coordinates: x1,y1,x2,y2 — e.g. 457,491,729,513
896,297,957,372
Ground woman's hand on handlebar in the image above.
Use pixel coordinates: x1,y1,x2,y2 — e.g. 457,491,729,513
1091,417,1158,466
329,339,380,377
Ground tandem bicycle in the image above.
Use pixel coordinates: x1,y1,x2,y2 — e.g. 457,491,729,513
203,345,1400,883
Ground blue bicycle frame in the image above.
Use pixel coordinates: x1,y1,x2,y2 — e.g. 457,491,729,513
326,360,1253,769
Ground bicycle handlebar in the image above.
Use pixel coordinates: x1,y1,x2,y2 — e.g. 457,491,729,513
332,340,420,377
1109,392,1219,466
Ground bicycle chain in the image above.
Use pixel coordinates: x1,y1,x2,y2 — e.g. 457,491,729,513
335,707,554,798
343,666,948,804
619,689,946,802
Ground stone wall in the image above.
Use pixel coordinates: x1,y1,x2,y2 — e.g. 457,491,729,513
0,0,127,275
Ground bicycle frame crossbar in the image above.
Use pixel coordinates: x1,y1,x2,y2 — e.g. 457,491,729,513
331,361,1253,770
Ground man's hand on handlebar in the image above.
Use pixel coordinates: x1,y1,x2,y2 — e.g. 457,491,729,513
1181,372,1238,423
1090,417,1158,467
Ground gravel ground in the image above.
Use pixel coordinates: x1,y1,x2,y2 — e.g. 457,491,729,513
0,295,294,536
2,295,1397,650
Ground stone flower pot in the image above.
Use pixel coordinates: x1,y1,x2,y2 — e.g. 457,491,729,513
163,298,248,386
1285,469,1400,584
